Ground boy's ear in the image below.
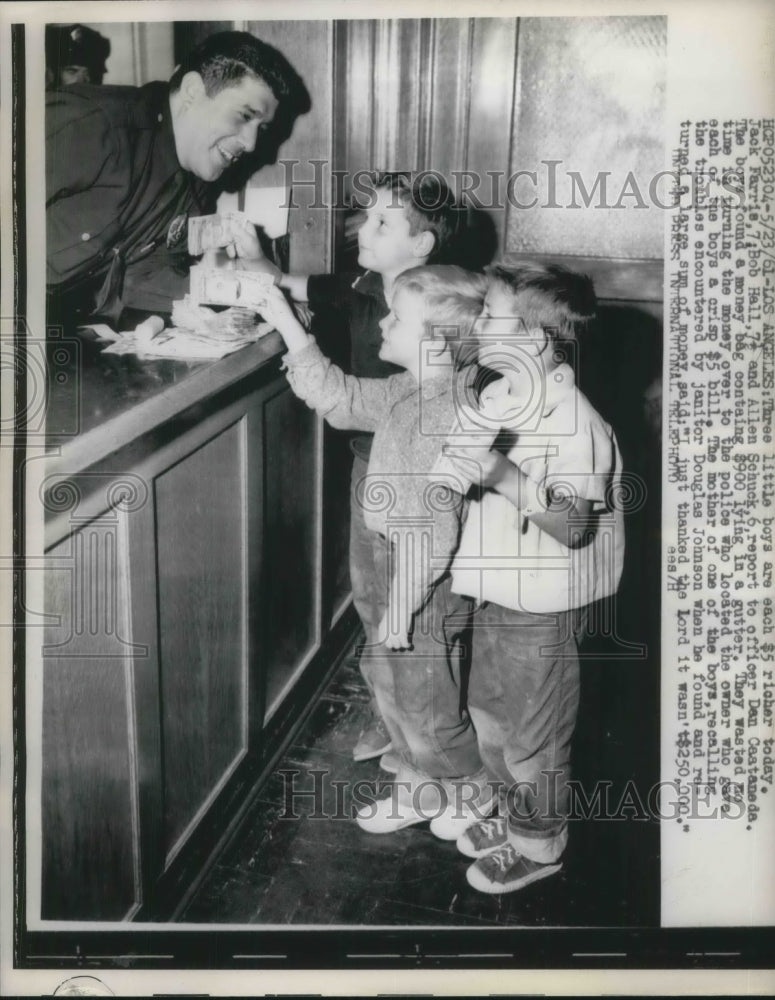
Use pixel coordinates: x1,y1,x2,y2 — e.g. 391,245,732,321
530,326,551,357
412,230,436,259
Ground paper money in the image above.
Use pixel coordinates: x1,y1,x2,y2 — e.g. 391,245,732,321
187,212,251,256
172,296,269,340
189,264,274,310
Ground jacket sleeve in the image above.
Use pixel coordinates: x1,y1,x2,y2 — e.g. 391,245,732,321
46,91,128,286
283,337,397,431
306,272,358,314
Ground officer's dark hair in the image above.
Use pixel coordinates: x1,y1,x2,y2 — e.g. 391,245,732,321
486,262,597,359
371,172,464,264
169,31,302,108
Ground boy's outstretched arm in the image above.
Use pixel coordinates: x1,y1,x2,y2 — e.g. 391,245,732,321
260,284,394,432
444,444,594,548
278,273,310,302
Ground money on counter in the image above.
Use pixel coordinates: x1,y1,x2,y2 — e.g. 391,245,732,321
189,264,274,310
171,296,270,340
188,211,251,255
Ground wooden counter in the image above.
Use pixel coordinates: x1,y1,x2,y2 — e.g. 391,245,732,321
41,330,354,921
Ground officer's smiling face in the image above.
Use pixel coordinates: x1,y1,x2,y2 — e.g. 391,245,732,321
173,71,279,182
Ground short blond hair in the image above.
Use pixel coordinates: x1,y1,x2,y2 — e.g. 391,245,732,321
392,265,487,367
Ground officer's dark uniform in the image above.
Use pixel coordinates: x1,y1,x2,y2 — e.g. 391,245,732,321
46,81,216,327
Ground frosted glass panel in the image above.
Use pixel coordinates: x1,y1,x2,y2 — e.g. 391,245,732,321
507,16,666,259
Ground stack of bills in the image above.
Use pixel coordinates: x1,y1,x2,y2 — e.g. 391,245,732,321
189,264,274,311
188,211,252,255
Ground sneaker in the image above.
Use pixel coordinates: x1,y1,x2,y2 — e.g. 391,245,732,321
355,784,428,834
379,749,400,773
456,814,508,858
466,843,562,895
428,774,497,841
353,717,392,762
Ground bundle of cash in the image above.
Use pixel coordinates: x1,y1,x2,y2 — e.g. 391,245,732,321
188,211,252,256
189,264,274,310
172,296,272,341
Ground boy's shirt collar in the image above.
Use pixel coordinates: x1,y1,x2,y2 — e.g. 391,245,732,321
351,269,386,302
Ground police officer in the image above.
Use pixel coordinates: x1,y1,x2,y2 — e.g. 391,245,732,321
45,24,111,89
46,30,306,326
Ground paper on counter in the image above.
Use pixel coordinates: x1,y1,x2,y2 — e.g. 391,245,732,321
102,323,274,360
101,301,274,360
77,323,120,341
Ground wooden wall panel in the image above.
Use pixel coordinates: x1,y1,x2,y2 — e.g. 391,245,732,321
333,15,664,305
154,421,249,863
246,20,334,275
465,18,519,259
42,520,140,920
262,387,319,717
427,18,472,178
372,19,429,172
322,423,352,627
340,19,375,197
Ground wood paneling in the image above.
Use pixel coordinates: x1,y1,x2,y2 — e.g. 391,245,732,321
466,18,520,256
340,19,375,197
42,519,140,920
246,19,334,275
262,386,319,717
332,15,664,306
322,423,352,626
427,19,472,177
155,420,249,863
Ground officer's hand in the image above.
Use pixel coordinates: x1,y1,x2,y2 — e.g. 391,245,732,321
226,216,263,260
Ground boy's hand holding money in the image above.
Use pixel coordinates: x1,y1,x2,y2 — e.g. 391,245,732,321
226,216,283,283
224,213,263,260
188,212,281,280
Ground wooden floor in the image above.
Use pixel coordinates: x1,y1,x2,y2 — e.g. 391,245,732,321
179,637,660,928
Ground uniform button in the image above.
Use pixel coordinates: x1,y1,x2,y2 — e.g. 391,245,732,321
157,113,163,123
81,232,90,241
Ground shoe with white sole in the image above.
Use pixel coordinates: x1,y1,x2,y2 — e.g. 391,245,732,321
355,784,429,834
379,749,400,773
353,717,392,762
428,772,497,841
466,843,562,895
456,814,509,857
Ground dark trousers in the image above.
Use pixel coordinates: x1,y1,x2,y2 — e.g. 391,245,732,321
468,601,585,853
